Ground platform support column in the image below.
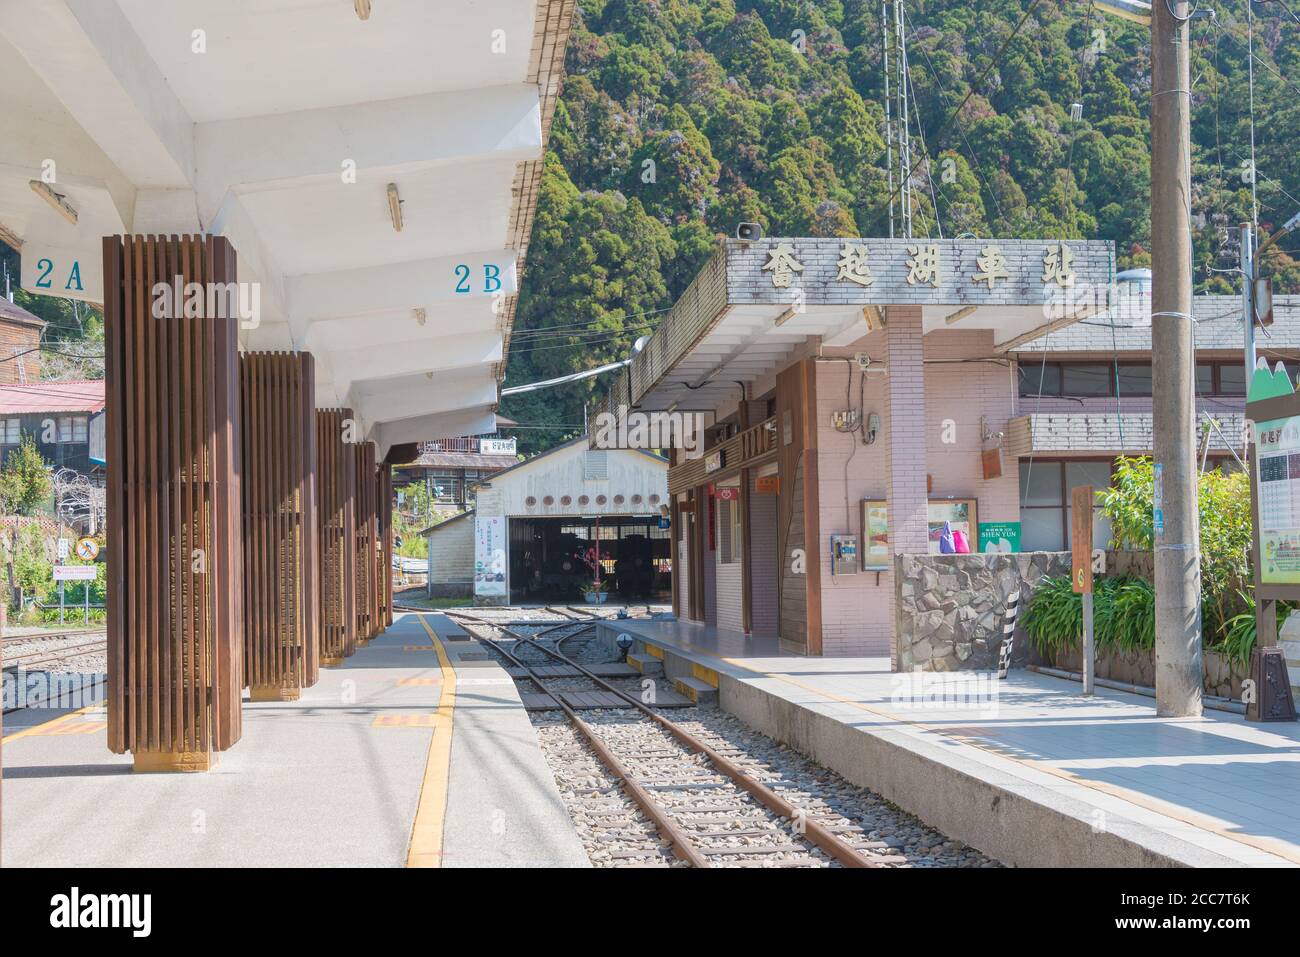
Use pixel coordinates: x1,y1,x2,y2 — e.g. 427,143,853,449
241,352,320,701
377,463,393,627
354,441,378,643
316,409,358,663
104,234,243,771
884,305,929,669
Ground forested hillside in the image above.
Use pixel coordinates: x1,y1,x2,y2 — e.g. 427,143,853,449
502,0,1300,451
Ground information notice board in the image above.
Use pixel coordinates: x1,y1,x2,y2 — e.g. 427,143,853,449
1254,415,1300,586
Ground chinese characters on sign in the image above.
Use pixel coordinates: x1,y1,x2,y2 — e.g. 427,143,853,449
761,243,804,288
759,241,1090,293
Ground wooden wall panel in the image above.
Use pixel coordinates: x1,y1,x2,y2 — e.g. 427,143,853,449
316,409,357,663
776,358,822,656
241,352,319,700
104,234,243,769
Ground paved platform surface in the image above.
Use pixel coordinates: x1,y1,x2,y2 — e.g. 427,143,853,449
1,612,588,868
601,617,1300,868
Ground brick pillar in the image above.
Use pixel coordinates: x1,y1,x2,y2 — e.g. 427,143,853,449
884,306,929,664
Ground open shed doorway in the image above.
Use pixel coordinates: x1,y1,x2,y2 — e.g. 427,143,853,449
509,516,671,604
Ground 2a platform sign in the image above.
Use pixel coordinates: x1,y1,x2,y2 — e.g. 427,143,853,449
20,241,103,304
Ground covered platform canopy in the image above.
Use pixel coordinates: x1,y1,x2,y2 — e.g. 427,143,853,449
602,237,1116,414
0,0,574,454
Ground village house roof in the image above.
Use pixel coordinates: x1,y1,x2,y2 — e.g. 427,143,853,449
0,379,105,415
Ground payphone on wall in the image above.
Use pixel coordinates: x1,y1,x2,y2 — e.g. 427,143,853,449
830,534,859,576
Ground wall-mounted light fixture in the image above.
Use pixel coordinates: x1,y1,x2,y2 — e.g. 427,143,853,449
354,0,372,21
29,180,77,225
386,183,403,232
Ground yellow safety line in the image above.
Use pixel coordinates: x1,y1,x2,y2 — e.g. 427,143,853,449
405,613,457,868
711,653,1300,866
2,702,101,744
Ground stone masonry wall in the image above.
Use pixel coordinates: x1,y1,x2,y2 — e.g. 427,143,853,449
894,551,1072,671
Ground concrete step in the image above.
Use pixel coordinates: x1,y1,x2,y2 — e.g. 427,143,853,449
627,652,663,676
672,675,719,707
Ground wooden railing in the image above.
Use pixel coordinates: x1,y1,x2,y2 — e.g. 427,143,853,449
421,437,480,453
668,417,777,494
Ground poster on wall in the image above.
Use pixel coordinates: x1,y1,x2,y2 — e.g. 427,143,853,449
978,521,1021,554
1254,415,1300,585
474,516,507,597
860,499,981,569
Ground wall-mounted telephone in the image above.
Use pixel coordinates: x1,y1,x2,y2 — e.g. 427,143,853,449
830,534,859,576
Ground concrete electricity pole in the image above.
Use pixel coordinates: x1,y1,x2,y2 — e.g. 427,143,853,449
1149,0,1202,717
1094,0,1201,715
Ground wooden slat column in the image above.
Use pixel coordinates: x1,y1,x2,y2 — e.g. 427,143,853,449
316,409,357,664
377,464,393,627
104,234,243,771
354,442,378,643
240,352,319,700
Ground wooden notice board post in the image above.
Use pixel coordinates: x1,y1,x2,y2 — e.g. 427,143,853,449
1072,486,1095,696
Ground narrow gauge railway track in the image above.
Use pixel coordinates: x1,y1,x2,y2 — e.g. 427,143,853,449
2,637,108,670
446,610,883,869
2,628,106,646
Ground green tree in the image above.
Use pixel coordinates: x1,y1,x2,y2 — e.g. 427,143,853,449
0,435,52,516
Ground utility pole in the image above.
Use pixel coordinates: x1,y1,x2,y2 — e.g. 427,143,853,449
1097,0,1203,714
1149,0,1201,716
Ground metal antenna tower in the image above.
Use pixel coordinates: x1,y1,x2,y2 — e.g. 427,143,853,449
882,0,913,238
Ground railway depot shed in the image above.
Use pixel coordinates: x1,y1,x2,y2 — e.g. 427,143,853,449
423,439,670,604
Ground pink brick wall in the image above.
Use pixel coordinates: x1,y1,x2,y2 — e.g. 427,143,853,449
814,322,1020,657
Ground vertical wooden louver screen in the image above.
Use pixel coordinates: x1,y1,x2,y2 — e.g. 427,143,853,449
354,442,378,643
377,465,393,627
316,409,357,663
241,352,319,699
104,235,243,770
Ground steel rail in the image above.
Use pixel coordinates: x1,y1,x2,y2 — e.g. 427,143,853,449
447,610,876,869
3,639,108,667
452,616,709,867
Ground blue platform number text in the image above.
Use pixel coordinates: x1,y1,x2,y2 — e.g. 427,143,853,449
454,263,502,295
34,257,83,292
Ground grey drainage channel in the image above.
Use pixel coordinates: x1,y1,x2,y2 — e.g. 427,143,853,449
1025,664,1246,715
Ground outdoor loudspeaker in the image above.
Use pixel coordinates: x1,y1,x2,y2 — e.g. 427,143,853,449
736,222,763,241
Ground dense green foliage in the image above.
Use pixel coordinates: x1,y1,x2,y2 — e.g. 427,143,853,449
1098,455,1251,637
1023,574,1156,659
503,0,1300,450
0,435,52,516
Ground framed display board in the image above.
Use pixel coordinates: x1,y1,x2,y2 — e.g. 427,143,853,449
860,498,979,569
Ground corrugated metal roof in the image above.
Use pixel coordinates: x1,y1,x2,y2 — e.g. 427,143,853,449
0,379,104,414
0,299,46,328
395,451,520,470
1012,295,1300,353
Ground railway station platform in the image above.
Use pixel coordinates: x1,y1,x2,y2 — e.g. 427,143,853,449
1,613,588,868
598,617,1300,868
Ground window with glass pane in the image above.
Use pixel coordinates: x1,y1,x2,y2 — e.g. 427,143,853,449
1020,462,1062,506
1018,362,1060,397
1021,507,1065,551
72,417,88,442
4,419,17,443
1116,364,1152,396
57,417,72,442
1065,461,1114,548
1195,363,1214,394
1217,363,1246,396
1061,364,1112,396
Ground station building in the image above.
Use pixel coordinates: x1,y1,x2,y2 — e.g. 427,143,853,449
590,237,1297,661
423,438,670,604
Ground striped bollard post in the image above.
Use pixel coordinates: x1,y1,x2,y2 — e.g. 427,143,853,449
997,592,1020,680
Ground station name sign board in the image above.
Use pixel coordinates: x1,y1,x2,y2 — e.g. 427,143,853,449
726,238,1115,310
